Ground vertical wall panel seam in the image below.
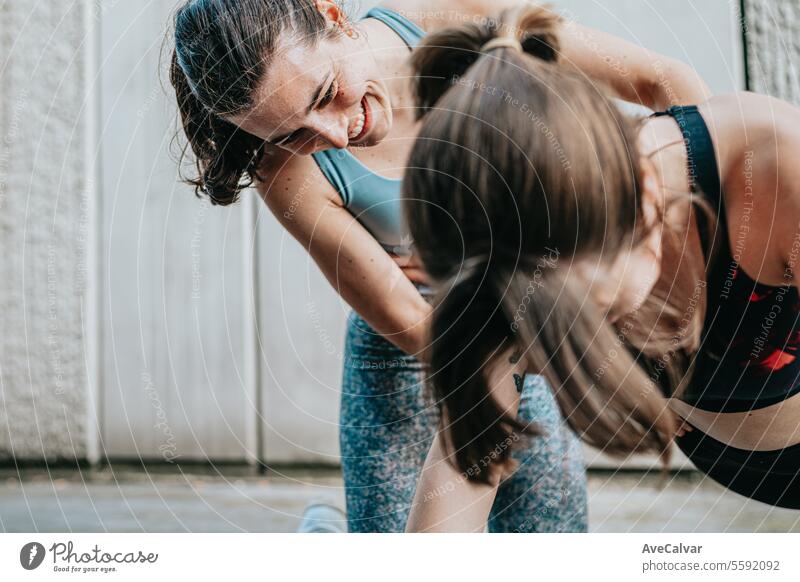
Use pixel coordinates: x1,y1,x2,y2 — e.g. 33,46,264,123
252,198,267,470
243,193,260,466
84,0,102,465
740,0,752,90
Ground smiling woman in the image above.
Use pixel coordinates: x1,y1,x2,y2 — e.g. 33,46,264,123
225,18,390,152
172,0,408,206
170,0,712,532
171,0,333,205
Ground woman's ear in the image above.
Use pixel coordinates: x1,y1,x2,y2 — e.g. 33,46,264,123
314,0,352,33
639,155,664,229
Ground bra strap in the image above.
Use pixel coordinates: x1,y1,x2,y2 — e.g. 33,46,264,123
655,105,724,263
362,6,426,49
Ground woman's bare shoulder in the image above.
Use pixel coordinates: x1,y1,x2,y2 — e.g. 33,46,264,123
702,93,800,277
700,93,800,184
254,149,341,215
701,92,800,139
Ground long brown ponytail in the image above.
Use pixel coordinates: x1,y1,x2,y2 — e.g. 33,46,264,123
405,6,677,483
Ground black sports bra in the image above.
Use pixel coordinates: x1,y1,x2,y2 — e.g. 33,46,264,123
656,105,800,413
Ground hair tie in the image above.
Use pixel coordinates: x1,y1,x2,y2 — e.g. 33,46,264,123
480,37,522,54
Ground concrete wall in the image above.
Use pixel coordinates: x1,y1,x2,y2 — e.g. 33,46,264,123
744,0,800,104
99,1,258,464
0,1,98,462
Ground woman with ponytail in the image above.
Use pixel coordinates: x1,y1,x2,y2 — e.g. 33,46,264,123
170,0,711,532
404,6,800,529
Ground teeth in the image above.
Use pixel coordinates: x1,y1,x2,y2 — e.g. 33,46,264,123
348,102,367,140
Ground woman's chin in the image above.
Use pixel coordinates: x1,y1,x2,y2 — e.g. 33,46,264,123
365,126,389,147
367,98,392,145
356,118,390,147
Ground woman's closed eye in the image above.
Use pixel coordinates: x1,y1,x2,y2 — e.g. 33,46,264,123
273,75,338,147
274,129,303,146
318,77,339,108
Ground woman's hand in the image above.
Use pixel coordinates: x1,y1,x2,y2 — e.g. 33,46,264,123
676,416,695,438
257,153,432,358
390,252,431,287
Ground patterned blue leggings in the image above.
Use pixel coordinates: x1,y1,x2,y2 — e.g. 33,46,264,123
339,311,588,532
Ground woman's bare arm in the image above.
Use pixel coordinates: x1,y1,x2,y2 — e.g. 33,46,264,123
257,152,431,357
557,19,711,109
393,0,712,109
406,350,527,532
405,431,499,532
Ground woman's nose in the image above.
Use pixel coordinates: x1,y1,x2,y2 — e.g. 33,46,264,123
318,113,351,150
321,123,349,150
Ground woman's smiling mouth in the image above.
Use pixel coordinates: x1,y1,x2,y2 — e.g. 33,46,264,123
348,95,371,144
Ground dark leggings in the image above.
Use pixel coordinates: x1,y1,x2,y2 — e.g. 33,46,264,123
339,311,588,532
677,428,800,509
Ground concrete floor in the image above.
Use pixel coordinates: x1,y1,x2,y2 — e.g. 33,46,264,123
0,467,798,532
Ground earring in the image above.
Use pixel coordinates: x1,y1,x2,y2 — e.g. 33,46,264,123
342,21,360,39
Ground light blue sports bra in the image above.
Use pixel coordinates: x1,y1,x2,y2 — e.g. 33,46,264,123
311,6,425,256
